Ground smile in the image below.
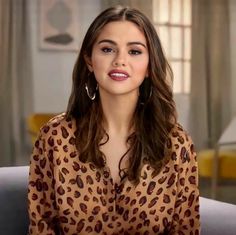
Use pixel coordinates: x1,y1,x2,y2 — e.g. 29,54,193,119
108,70,129,81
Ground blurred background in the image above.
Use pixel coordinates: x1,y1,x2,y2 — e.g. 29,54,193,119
0,0,236,203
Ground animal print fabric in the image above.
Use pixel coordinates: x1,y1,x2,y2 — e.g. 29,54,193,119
28,113,200,235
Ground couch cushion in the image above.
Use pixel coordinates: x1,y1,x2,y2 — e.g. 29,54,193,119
0,166,29,235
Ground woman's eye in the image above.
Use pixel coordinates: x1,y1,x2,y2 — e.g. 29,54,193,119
129,50,142,55
101,47,113,53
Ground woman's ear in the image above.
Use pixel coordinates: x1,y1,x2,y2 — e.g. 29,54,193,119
84,54,93,72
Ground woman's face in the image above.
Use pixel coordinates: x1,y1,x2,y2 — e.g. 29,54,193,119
86,20,149,98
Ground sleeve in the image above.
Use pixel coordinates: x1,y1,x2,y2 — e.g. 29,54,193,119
170,135,200,235
28,130,59,235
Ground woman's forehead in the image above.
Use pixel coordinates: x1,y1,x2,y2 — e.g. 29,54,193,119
95,21,147,45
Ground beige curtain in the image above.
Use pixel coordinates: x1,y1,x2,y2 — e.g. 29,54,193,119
0,0,33,166
189,0,231,150
101,0,153,19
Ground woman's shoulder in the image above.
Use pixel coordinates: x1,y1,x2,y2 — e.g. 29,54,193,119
166,123,195,156
165,124,198,179
39,112,76,139
169,123,192,141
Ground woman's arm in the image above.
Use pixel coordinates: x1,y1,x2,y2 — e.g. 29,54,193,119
171,135,200,235
28,130,58,234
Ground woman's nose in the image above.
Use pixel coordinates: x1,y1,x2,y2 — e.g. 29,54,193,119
112,51,127,67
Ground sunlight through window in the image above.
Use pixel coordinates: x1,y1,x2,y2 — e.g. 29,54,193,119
153,0,192,94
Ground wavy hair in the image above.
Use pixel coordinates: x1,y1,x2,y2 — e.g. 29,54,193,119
66,6,177,183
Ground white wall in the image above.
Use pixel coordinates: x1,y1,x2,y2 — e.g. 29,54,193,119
28,0,101,113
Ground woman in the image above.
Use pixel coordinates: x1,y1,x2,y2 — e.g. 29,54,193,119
28,6,200,235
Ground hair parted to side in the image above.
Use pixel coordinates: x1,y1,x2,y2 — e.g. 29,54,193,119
66,5,177,183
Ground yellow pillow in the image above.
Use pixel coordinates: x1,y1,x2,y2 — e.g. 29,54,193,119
27,113,55,144
198,149,236,179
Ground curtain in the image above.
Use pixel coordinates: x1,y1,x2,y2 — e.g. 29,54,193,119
0,0,33,166
189,0,232,150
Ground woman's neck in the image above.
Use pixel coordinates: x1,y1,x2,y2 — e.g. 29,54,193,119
99,92,138,136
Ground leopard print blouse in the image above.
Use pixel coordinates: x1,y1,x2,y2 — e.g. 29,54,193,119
28,113,200,235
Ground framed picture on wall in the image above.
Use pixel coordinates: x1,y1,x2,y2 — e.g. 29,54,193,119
39,0,79,51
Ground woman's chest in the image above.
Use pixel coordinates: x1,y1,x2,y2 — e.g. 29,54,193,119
52,159,178,234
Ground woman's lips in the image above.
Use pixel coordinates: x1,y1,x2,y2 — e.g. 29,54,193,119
108,70,129,81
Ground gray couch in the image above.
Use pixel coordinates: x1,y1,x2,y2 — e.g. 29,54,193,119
0,166,29,235
1,166,236,235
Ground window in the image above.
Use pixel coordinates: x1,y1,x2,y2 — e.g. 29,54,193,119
152,0,192,93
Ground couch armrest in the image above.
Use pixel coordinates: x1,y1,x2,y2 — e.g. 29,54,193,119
200,196,236,235
0,166,29,235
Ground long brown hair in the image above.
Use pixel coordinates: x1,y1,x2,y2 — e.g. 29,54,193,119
66,6,177,183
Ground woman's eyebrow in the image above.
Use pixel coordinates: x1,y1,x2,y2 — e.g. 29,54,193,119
127,42,147,48
98,39,147,48
98,39,116,45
